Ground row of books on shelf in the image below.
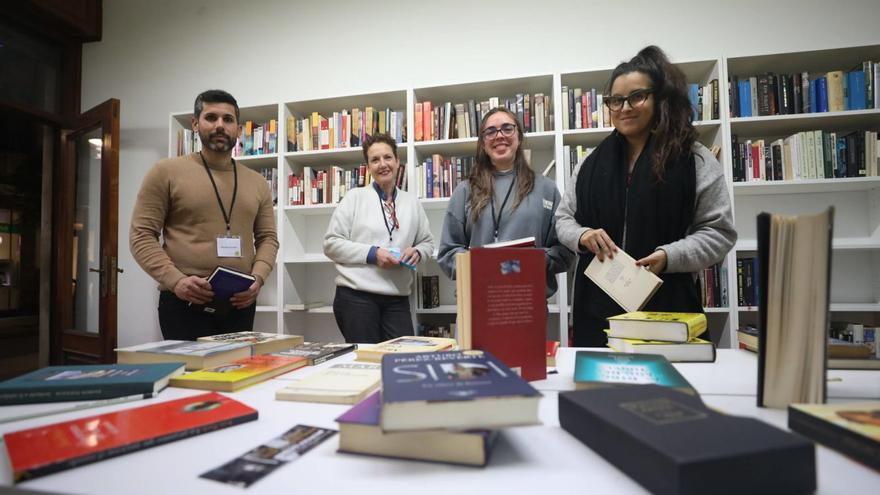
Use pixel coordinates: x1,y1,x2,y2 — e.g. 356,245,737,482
560,86,612,130
562,144,595,176
175,120,280,158
738,323,879,366
732,130,879,182
415,155,474,199
285,164,405,206
729,62,879,118
417,323,455,339
415,93,552,142
417,274,440,308
286,108,405,152
736,257,760,307
687,79,721,121
260,167,278,206
698,262,728,308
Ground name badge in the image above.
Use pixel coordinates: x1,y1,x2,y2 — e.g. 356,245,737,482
217,235,242,258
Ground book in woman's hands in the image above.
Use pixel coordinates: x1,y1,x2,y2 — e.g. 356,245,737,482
584,248,662,312
190,266,256,315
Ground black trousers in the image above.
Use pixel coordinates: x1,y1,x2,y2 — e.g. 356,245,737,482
158,291,256,341
332,286,413,344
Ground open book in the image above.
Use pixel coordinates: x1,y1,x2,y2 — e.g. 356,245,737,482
757,208,833,408
584,248,662,313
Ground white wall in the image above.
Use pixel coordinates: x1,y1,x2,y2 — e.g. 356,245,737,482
80,0,880,346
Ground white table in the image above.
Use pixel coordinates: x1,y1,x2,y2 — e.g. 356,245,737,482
0,349,877,494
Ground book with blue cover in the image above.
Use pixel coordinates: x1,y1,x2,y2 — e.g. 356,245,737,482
573,350,695,394
0,363,185,405
380,350,541,431
191,266,256,315
337,391,497,466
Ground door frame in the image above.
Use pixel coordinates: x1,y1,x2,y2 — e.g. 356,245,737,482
51,98,120,363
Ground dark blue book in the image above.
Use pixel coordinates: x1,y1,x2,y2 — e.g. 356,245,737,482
559,385,815,495
190,266,256,315
0,363,185,405
847,70,866,110
336,391,497,466
380,350,541,431
816,76,829,112
687,83,699,121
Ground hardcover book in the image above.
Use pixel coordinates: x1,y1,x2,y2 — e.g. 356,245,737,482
573,350,696,394
337,391,497,467
272,342,357,366
354,336,456,363
169,354,307,392
559,385,816,495
584,248,663,313
189,266,256,316
197,331,304,355
606,336,716,363
275,363,380,404
607,312,707,343
788,401,880,472
0,363,184,405
455,247,546,381
380,350,541,432
115,340,252,370
4,392,258,483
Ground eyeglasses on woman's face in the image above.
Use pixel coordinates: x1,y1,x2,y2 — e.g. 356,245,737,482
603,88,654,112
482,122,517,140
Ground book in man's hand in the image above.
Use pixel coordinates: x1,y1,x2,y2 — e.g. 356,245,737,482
190,266,256,316
584,248,662,313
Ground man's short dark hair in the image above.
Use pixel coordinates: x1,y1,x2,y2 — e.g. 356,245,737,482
194,90,240,122
362,133,398,161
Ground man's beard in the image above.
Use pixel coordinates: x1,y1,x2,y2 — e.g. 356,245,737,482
199,130,235,152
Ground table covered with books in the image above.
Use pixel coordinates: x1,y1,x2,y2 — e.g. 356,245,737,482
0,348,877,495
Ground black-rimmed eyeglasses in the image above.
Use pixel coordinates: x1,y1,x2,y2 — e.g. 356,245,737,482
603,88,654,111
482,123,517,139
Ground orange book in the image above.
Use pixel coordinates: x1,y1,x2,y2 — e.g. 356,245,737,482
170,354,306,392
414,102,423,142
422,101,433,141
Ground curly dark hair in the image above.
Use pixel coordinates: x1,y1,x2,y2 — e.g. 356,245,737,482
362,133,398,162
607,45,698,179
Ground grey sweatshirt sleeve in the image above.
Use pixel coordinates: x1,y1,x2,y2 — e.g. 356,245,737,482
437,183,470,279
323,192,373,264
555,162,590,254
544,184,575,274
658,145,737,273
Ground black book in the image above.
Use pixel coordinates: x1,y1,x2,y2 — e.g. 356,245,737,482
756,74,773,116
729,75,739,118
559,385,815,495
792,72,803,114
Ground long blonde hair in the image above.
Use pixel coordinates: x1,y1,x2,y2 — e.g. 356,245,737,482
468,108,534,224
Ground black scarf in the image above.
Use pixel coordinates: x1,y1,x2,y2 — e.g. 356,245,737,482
572,131,701,346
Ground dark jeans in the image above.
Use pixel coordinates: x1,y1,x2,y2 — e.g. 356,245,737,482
158,290,256,341
332,285,413,344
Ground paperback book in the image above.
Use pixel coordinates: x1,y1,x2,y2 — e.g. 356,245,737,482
115,340,252,370
273,342,357,366
584,248,662,313
354,336,456,363
573,350,696,394
275,363,380,404
197,331,304,355
170,354,307,392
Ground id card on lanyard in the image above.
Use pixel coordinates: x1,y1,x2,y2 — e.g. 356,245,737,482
200,152,242,258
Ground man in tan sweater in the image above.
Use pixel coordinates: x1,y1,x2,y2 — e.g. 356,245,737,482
130,90,278,340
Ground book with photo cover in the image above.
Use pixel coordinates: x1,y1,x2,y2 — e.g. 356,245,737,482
197,331,304,355
0,363,184,405
170,354,307,392
190,266,256,316
584,248,662,313
4,392,258,483
788,401,880,472
573,350,696,394
115,340,252,370
354,336,456,363
337,391,497,466
380,350,541,432
273,342,357,366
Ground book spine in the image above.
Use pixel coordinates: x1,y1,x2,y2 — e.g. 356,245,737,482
13,411,259,482
788,406,880,471
0,383,153,406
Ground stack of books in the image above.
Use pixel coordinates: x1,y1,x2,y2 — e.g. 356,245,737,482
605,312,716,363
335,350,541,467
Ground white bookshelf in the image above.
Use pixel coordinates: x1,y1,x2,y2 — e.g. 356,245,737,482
167,44,880,349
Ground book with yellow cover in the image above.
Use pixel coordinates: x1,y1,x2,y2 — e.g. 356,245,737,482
275,363,380,404
607,312,707,343
170,355,307,392
606,334,716,363
197,332,304,355
354,336,457,363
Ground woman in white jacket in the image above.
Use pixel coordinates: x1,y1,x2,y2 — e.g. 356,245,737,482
323,133,435,343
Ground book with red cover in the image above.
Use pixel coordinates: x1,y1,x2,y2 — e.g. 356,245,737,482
4,392,258,482
455,247,546,381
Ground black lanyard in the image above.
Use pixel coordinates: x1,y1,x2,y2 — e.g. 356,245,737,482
490,174,516,243
377,191,398,244
199,151,238,234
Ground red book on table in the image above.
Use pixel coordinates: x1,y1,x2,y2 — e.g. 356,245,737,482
4,392,257,483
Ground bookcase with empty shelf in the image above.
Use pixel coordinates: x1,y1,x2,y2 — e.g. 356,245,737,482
165,44,879,350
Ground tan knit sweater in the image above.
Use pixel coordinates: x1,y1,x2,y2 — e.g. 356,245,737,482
130,153,278,291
